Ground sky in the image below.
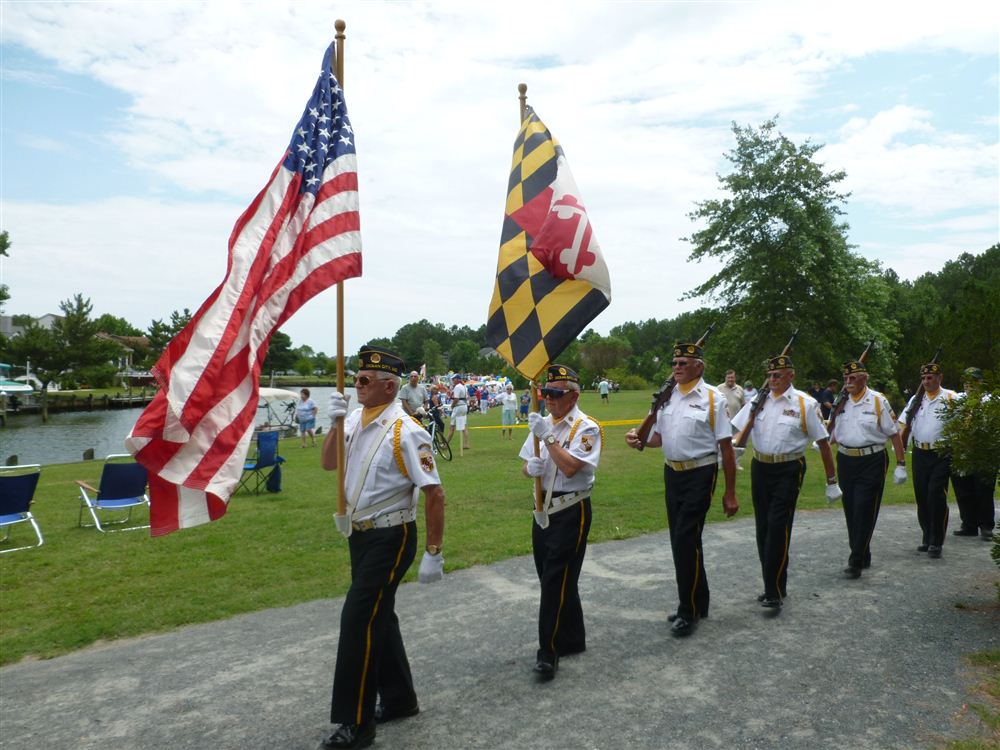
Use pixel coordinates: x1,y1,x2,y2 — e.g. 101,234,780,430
2,1,998,356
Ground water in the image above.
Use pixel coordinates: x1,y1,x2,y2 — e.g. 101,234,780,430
0,387,352,466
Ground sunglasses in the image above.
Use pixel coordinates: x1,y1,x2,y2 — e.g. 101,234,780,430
355,375,390,387
670,360,694,367
767,372,787,379
540,387,569,399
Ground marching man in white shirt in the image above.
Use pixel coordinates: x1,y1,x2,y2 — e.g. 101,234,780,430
898,361,957,558
731,354,840,610
521,364,602,680
319,346,445,750
625,342,739,637
827,359,907,579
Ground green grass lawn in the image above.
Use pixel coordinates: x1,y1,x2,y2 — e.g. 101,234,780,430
0,390,921,665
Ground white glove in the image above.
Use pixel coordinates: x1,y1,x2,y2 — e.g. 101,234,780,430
333,513,352,538
328,391,350,420
893,465,908,484
525,457,546,477
415,406,427,416
528,412,552,441
811,441,821,452
418,551,444,583
533,509,550,529
825,483,843,504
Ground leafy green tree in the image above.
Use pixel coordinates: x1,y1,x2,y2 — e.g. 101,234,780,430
95,313,143,337
293,356,315,377
683,118,897,388
0,230,10,311
579,333,632,375
421,339,445,376
939,376,1000,476
145,308,193,365
448,339,479,372
262,330,296,374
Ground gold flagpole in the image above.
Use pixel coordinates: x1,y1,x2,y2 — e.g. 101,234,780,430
518,82,545,514
335,20,348,519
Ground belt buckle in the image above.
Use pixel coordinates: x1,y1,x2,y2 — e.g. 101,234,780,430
354,519,375,531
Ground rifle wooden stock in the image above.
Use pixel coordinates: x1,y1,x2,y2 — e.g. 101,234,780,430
634,322,716,451
899,345,943,447
733,329,799,448
826,338,875,441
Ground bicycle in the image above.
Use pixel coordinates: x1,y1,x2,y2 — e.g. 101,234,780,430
421,405,452,461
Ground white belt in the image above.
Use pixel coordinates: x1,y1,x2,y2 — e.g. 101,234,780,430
546,490,590,515
352,507,417,531
913,441,940,451
665,454,717,471
754,450,805,464
837,444,885,457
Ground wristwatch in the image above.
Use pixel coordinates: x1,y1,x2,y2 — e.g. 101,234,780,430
544,434,557,446
426,544,442,555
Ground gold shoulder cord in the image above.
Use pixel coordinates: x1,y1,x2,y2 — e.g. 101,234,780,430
392,419,408,478
568,417,605,455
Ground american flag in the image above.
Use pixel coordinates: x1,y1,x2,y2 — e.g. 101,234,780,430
126,43,361,535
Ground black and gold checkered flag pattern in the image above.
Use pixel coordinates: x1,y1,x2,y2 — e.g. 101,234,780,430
486,107,610,380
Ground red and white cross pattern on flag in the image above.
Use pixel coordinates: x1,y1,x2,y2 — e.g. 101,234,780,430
126,43,361,535
523,154,610,298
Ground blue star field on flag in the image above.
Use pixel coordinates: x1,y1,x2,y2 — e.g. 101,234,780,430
281,42,356,196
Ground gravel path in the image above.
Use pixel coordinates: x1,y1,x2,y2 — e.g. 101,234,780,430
2,504,997,749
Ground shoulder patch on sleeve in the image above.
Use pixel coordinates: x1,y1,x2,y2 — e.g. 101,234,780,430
418,444,435,473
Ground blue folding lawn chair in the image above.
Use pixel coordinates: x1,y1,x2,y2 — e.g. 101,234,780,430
76,454,150,532
238,430,285,495
0,464,44,554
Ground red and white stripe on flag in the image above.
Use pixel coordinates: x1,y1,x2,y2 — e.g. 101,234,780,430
126,45,361,535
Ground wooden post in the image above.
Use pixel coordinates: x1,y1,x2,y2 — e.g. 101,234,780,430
334,20,348,519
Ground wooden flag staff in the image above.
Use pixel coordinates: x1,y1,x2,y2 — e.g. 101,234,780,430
518,82,546,518
334,20,348,522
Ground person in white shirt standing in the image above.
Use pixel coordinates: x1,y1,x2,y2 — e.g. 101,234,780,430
521,364,602,679
499,383,518,440
898,362,958,558
624,341,739,637
446,373,470,452
731,354,839,610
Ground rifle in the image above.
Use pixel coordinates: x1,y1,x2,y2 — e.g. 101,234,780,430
733,329,799,449
825,338,875,441
899,345,943,447
634,322,716,450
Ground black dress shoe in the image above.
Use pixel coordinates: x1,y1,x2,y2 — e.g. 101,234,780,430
320,721,375,750
756,592,766,603
760,596,783,610
916,544,929,552
843,566,862,579
374,700,419,723
534,656,558,680
670,616,696,636
927,545,942,558
953,528,979,536
982,529,995,541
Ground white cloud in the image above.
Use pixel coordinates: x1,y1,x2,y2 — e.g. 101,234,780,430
2,1,998,350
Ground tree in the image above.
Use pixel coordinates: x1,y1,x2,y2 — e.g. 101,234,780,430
6,294,118,420
683,118,897,389
262,330,296,374
448,339,480,372
95,313,143,337
0,230,10,312
145,308,193,366
579,333,632,375
421,339,445,376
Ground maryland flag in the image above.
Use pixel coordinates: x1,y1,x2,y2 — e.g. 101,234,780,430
486,106,611,379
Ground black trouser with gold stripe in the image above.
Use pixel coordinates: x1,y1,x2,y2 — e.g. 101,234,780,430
532,497,592,662
664,463,716,620
952,471,997,533
838,451,889,569
912,447,951,547
331,521,417,725
751,457,805,599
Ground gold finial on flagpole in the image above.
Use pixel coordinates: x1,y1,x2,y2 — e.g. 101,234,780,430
518,83,527,124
